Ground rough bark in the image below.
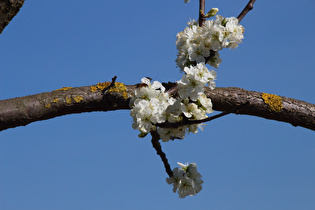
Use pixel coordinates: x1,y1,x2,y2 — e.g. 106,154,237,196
205,87,315,131
0,82,314,132
0,0,24,34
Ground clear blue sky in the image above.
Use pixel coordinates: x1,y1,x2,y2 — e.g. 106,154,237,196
1,0,314,209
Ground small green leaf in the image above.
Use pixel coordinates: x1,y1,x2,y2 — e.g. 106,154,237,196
221,18,228,27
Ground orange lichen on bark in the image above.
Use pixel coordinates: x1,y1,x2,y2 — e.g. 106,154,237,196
96,82,111,91
56,87,73,91
95,81,128,99
73,96,83,103
53,98,59,103
45,103,51,108
90,86,98,92
107,82,129,99
65,97,72,104
262,93,283,112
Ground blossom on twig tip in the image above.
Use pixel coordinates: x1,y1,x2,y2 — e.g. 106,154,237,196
166,162,203,198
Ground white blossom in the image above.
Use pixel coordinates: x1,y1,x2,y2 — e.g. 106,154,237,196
166,162,204,198
197,94,213,113
176,15,244,70
130,78,171,135
131,63,214,141
157,126,187,142
178,63,216,100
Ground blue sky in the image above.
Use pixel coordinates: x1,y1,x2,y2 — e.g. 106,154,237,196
0,0,314,209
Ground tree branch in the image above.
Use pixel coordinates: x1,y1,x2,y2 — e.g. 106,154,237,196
205,87,315,131
0,82,133,131
0,0,25,34
0,82,314,132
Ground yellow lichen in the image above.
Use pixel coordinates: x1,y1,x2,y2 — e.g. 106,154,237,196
65,97,72,104
45,103,51,108
95,81,128,99
97,82,111,91
107,82,129,99
56,87,73,91
73,96,83,103
90,86,98,92
53,98,59,103
262,93,283,112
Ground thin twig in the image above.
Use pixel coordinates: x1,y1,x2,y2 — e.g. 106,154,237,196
151,131,173,177
237,0,256,23
102,76,117,93
156,102,248,128
156,111,231,128
199,0,206,26
109,76,117,88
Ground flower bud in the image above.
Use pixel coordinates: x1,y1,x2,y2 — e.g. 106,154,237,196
205,8,219,18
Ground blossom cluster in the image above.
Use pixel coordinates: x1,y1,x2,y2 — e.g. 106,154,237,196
129,7,245,198
176,15,244,70
166,162,203,198
130,62,216,142
130,77,171,134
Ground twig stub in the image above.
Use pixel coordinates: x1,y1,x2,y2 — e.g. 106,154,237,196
237,0,256,23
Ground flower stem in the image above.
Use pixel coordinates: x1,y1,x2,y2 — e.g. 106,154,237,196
151,131,173,177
